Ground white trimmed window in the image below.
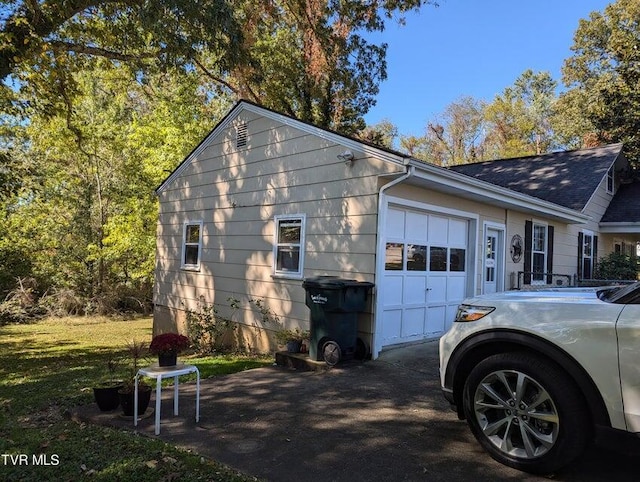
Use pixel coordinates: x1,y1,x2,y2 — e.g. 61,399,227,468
182,221,203,270
582,230,594,279
273,215,305,278
532,222,547,283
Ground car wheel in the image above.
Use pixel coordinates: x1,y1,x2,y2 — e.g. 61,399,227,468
462,352,591,474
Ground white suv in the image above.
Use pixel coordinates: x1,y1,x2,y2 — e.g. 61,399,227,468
439,283,640,474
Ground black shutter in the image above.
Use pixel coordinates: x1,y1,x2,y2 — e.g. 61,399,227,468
546,225,554,284
577,232,584,280
524,220,532,284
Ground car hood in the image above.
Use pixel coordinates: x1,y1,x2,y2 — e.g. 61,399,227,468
463,287,607,305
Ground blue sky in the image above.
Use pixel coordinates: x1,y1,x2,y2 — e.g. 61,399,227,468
364,0,612,137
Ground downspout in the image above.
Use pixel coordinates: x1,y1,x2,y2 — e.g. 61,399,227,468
371,164,415,359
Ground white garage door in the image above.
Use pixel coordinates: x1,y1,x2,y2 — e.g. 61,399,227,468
381,207,469,347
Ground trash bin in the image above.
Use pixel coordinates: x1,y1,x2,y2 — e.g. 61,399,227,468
302,276,374,365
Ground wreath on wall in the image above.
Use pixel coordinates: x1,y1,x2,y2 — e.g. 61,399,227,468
510,234,523,263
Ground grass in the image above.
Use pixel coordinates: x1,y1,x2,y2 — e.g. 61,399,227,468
0,316,272,481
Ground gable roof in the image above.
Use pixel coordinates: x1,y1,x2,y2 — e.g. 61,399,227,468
448,144,624,211
155,99,411,194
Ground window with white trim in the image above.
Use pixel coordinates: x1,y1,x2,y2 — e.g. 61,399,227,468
182,221,203,269
273,215,305,277
607,166,615,194
532,223,547,283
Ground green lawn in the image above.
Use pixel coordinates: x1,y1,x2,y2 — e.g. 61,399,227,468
0,316,270,481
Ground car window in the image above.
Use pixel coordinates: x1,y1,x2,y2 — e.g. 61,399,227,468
599,282,640,304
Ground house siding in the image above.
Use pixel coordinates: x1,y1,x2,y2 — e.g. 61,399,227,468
154,109,402,350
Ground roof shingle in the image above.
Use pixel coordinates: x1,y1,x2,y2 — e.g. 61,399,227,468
448,144,624,211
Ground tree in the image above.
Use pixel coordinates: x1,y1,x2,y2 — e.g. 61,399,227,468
2,64,226,312
358,119,399,149
2,0,435,133
561,0,640,162
483,70,558,159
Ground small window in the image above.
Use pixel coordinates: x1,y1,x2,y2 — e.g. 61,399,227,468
274,215,305,277
385,243,404,270
607,166,614,194
182,221,203,269
236,122,247,149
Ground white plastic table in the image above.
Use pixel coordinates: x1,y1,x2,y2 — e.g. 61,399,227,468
134,363,200,435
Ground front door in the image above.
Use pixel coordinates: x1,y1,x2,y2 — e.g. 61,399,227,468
483,227,503,294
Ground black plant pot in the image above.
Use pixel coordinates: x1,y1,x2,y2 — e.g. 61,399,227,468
158,352,178,367
118,386,152,417
93,383,124,411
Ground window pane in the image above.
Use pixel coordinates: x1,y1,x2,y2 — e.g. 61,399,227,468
385,243,404,270
450,248,466,272
407,244,427,271
533,225,546,252
278,221,301,243
583,259,592,279
430,247,447,271
184,245,199,265
533,252,545,281
583,234,592,257
186,225,200,243
276,246,300,272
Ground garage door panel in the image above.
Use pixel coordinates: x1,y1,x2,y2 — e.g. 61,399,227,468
426,306,446,335
406,211,428,242
382,310,402,343
449,218,467,245
386,208,406,235
427,275,448,303
403,308,425,337
384,276,403,306
404,276,427,304
447,276,467,303
428,216,449,244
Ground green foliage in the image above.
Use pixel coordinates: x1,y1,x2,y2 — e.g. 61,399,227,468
275,328,310,345
595,252,639,281
185,298,238,355
561,0,640,162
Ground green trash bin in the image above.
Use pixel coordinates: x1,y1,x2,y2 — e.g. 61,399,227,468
302,276,374,365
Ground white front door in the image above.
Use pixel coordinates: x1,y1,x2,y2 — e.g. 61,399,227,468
381,207,469,348
483,227,504,294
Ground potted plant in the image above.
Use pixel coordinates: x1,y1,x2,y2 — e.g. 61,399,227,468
275,328,310,353
149,332,190,366
118,339,152,417
92,352,124,412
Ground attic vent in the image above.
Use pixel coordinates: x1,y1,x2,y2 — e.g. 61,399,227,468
236,122,248,149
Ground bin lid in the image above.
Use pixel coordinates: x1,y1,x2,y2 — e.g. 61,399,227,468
302,276,374,290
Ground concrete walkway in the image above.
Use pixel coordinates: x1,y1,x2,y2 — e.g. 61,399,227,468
74,341,640,481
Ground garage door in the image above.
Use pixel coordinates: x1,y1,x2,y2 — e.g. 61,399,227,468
381,207,469,347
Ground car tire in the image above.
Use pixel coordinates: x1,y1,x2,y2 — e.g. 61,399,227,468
462,352,591,475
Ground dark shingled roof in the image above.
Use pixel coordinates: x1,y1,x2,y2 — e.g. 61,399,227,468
448,144,624,211
601,181,640,223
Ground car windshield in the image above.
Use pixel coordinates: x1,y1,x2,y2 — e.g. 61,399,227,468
598,282,640,304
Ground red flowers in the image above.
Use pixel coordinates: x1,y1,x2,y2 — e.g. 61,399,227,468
149,333,190,355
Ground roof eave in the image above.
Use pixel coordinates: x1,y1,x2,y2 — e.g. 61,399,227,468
599,222,640,234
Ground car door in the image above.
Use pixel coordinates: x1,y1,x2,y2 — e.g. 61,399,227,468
616,303,640,432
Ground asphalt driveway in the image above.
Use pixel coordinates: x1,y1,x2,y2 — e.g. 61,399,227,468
75,340,640,481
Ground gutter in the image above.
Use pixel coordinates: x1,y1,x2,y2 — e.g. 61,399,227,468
371,165,415,360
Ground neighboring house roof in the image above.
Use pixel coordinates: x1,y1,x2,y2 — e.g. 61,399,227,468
601,181,640,222
448,144,624,211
